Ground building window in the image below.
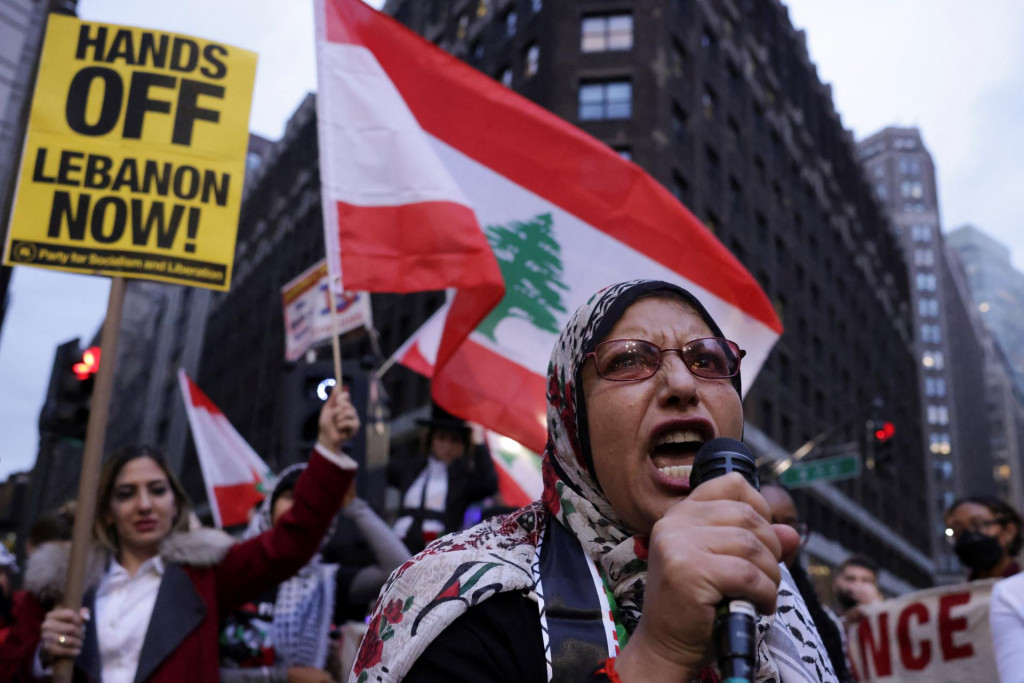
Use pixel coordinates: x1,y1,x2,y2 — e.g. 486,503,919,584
457,12,470,40
912,224,934,242
901,180,924,199
705,146,720,185
899,158,922,175
671,105,688,141
614,147,631,161
701,86,716,119
532,0,542,12
476,0,490,18
500,67,513,88
728,176,743,212
505,9,517,36
914,248,935,267
671,40,686,78
700,28,717,58
524,43,539,77
727,116,740,152
875,183,888,200
921,324,941,344
923,350,944,369
918,297,939,318
915,273,937,291
581,14,633,52
928,404,949,425
579,80,632,120
671,171,689,203
933,453,953,471
471,41,484,63
926,377,947,397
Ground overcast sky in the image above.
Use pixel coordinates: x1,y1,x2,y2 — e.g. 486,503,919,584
1,0,1022,479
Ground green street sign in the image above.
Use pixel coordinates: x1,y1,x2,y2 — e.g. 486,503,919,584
777,453,861,488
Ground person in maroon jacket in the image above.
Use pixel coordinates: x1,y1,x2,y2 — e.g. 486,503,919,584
13,386,359,683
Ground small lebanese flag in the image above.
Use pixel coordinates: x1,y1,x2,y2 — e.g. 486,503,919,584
323,0,781,455
178,369,272,527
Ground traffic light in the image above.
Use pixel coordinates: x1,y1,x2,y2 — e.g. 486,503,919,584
873,421,895,445
865,417,896,471
73,346,101,380
41,340,99,441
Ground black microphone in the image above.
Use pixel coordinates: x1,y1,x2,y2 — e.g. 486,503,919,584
689,437,760,683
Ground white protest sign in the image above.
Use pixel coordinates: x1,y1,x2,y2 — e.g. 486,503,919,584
281,259,371,361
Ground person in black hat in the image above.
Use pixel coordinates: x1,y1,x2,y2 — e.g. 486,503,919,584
388,404,499,554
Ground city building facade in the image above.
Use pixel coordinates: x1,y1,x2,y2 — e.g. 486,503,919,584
857,126,995,578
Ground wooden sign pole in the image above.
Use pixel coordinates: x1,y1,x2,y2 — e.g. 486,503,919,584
53,276,126,683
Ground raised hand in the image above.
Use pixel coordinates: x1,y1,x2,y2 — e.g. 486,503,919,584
317,385,361,452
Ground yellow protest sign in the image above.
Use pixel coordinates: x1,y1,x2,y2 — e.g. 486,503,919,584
2,14,257,290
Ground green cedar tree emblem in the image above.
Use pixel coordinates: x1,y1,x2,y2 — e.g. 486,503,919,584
477,212,569,341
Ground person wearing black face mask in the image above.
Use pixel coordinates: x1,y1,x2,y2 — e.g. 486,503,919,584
944,495,1022,580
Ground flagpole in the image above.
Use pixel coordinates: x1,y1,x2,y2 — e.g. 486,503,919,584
327,277,344,386
53,276,126,683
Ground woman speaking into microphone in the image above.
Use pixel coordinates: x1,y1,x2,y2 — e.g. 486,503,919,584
353,280,834,682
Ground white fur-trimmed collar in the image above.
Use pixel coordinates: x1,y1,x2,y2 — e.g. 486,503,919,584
24,528,236,604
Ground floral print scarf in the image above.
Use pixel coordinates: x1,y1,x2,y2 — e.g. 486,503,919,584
351,280,836,683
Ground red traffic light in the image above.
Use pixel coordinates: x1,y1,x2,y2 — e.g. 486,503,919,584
72,346,101,380
873,421,895,443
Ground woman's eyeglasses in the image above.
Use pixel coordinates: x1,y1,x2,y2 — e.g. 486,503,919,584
944,518,1004,545
587,337,745,382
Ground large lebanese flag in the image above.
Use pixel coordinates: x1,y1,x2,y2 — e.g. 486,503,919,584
315,0,504,410
319,0,781,455
178,369,272,527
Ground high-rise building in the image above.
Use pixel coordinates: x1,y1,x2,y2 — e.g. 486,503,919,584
947,224,1024,509
0,0,77,330
385,0,930,588
856,126,995,578
947,226,1024,396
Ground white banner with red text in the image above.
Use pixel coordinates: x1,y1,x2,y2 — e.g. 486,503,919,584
846,579,998,682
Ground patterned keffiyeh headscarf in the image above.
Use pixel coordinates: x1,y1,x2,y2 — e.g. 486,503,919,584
351,280,836,683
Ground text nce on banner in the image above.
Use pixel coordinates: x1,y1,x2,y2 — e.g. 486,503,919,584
2,14,257,290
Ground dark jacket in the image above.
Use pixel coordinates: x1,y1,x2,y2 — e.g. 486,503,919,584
388,443,498,552
3,450,354,683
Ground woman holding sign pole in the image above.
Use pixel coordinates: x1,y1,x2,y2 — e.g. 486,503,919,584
19,388,359,683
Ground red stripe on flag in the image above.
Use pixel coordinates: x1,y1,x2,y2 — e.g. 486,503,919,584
335,200,498,292
431,339,548,455
186,376,222,415
322,0,780,333
213,481,265,528
399,342,435,378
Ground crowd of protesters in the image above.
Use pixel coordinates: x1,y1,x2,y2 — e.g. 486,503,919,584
2,285,1024,682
